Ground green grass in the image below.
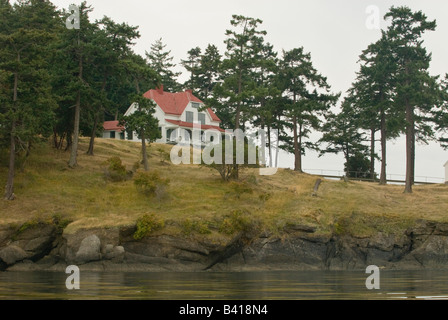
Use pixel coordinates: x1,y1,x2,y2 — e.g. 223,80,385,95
0,137,447,240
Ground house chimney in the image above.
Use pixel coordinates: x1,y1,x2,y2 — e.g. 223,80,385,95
156,84,164,94
185,89,192,95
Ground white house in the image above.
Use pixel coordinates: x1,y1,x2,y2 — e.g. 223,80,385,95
103,85,224,143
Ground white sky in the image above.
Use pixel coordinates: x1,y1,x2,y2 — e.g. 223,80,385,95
50,0,448,181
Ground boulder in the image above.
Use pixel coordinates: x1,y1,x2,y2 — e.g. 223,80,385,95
75,235,101,264
112,246,125,263
0,245,28,266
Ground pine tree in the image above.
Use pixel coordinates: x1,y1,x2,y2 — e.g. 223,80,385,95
319,100,370,177
198,44,222,100
279,47,339,172
434,74,448,149
215,15,267,131
349,32,402,184
120,95,161,171
0,0,59,199
181,47,201,92
85,16,140,156
384,6,439,193
123,52,160,171
53,2,98,168
212,15,267,179
146,38,181,92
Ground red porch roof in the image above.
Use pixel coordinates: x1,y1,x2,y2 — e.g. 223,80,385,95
103,121,124,132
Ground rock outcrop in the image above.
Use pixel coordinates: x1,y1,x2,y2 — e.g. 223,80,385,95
3,219,448,272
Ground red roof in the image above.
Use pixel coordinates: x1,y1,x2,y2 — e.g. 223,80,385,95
165,119,225,132
143,87,221,122
103,121,124,132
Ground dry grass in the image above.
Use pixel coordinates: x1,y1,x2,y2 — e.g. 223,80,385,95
0,137,447,238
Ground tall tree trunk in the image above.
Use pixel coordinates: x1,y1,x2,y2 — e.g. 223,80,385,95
404,101,414,193
232,66,243,180
379,108,387,185
68,91,81,168
86,111,99,156
141,130,149,171
87,77,107,156
293,115,301,172
5,58,19,201
68,47,83,168
5,121,16,200
370,128,375,180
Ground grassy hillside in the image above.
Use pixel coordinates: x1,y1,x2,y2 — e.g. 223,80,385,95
0,137,447,239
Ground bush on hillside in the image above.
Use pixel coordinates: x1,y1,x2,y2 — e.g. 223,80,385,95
103,157,129,182
133,170,170,199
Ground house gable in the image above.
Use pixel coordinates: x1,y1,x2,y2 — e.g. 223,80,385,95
142,86,221,123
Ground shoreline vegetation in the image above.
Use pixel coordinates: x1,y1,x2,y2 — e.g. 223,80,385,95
2,137,448,236
0,138,447,272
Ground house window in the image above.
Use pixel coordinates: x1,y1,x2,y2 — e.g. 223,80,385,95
110,131,116,139
127,130,133,140
184,129,192,141
167,128,175,141
191,102,200,109
119,132,125,140
186,111,194,123
198,113,206,125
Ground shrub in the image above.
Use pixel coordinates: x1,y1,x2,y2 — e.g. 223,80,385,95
157,147,171,164
103,157,127,182
218,210,259,235
181,219,211,235
133,214,165,240
133,170,170,198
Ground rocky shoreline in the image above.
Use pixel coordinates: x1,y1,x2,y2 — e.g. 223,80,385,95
1,219,448,272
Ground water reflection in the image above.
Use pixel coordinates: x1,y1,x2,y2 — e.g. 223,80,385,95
0,270,447,300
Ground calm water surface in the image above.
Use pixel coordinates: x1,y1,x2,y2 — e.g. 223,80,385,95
0,270,447,300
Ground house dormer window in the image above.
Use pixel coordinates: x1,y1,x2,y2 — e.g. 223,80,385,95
186,111,194,123
198,113,206,125
191,102,200,109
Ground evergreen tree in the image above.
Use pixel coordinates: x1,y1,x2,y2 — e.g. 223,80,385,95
279,47,339,172
85,16,140,155
198,44,222,101
181,46,201,92
146,38,181,92
53,2,98,168
120,96,161,171
249,40,281,168
122,52,160,171
349,32,402,184
215,15,267,131
213,15,267,179
0,0,59,199
384,6,439,193
434,74,448,149
319,100,370,177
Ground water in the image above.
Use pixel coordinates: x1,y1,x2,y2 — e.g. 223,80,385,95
0,270,447,300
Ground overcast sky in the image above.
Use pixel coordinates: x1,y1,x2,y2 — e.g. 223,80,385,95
50,0,448,181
